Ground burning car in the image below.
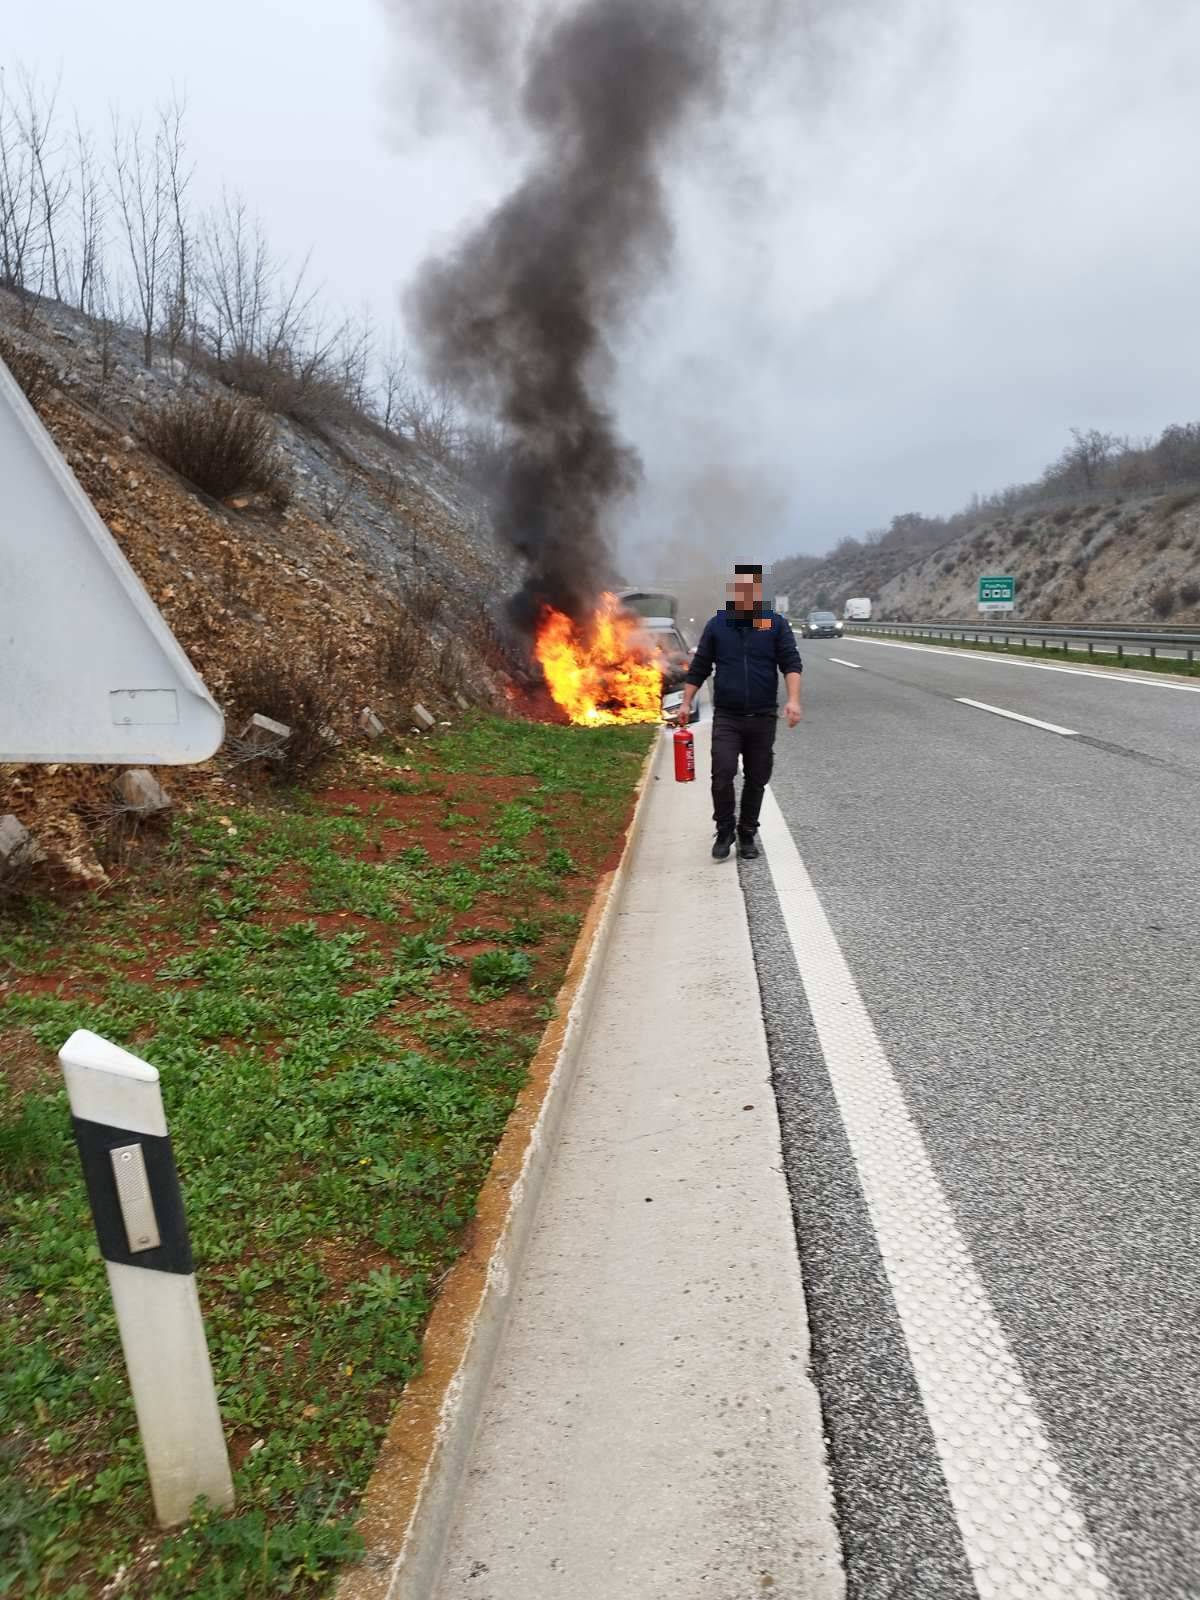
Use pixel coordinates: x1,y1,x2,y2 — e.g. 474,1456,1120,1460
642,615,697,725
534,591,699,726
614,590,699,723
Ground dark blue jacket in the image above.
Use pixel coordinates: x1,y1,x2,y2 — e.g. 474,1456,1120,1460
685,609,803,715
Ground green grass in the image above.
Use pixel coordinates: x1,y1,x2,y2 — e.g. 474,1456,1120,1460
0,716,652,1598
849,629,1200,677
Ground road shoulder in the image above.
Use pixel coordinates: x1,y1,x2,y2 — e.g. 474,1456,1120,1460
428,723,844,1598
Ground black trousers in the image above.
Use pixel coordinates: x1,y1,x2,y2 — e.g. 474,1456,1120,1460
711,710,778,832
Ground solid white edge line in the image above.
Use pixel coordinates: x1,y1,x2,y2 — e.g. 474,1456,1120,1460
829,658,862,670
758,790,1113,1600
955,698,1078,737
852,635,1200,693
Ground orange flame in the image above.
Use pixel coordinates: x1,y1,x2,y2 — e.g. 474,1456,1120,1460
535,593,665,726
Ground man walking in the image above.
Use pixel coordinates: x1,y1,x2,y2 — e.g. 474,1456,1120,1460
677,565,803,860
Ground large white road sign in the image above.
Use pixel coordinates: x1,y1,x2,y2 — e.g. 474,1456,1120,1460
0,356,223,764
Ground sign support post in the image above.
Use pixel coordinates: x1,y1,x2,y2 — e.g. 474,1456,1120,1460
59,1029,234,1528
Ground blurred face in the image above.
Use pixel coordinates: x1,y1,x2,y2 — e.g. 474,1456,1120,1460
728,571,761,613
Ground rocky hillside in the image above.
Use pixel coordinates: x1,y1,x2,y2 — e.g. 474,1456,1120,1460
770,490,1200,626
0,291,524,888
879,491,1200,624
768,522,952,624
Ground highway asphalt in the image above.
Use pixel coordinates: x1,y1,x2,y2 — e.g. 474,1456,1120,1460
740,638,1200,1600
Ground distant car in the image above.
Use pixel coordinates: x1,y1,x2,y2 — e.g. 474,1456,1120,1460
804,610,843,639
843,597,872,621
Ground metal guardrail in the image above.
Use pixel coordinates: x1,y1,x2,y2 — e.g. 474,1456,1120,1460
846,621,1200,665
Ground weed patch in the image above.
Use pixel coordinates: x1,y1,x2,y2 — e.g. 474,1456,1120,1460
469,949,531,993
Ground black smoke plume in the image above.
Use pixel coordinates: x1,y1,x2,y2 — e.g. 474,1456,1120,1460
403,0,722,629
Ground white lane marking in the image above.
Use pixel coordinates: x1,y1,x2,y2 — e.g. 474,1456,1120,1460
758,789,1114,1600
853,635,1200,693
829,658,862,670
956,697,1078,737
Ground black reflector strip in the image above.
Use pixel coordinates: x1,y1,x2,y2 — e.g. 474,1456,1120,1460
71,1117,194,1275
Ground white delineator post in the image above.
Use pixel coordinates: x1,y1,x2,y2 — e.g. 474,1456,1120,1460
59,1029,234,1528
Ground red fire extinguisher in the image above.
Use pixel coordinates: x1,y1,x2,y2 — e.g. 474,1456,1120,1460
673,724,695,783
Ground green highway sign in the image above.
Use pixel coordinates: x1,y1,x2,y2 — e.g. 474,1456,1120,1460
978,574,1016,613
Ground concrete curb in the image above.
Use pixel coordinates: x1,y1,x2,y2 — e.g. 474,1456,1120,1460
337,731,666,1600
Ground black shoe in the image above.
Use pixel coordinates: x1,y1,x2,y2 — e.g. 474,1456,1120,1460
712,826,736,861
737,830,760,860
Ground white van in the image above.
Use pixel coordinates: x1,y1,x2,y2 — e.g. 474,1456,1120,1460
843,597,872,622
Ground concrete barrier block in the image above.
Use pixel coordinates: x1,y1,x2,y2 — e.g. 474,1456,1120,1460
0,815,37,870
115,769,171,815
412,703,436,731
240,713,291,748
359,707,385,740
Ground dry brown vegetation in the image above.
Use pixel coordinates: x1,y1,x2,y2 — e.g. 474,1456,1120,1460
139,389,292,508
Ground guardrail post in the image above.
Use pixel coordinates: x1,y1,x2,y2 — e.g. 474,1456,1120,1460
1118,644,1124,661
59,1028,235,1528
1150,645,1157,660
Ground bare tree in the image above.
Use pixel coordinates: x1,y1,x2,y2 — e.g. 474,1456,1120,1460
200,192,322,382
109,110,170,366
158,96,193,361
0,70,39,295
288,303,341,387
1154,421,1200,483
263,253,321,371
335,310,374,413
1048,427,1124,492
459,417,509,490
67,115,104,313
379,337,408,433
92,262,128,389
200,192,268,362
396,374,463,461
18,70,69,303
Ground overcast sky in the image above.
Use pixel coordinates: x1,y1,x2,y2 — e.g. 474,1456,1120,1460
7,0,1200,572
